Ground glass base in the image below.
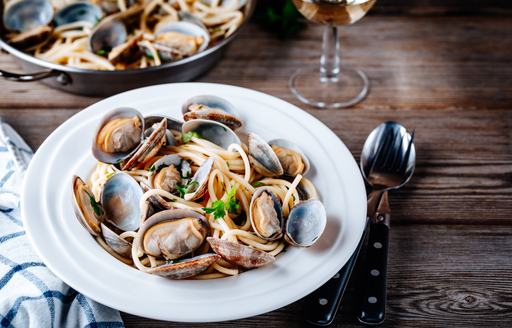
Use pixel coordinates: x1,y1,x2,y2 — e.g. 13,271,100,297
289,67,369,109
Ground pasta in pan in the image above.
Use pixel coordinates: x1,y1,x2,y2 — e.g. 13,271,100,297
72,95,326,279
3,0,245,70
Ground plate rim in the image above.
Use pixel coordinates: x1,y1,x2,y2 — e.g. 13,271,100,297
21,82,367,322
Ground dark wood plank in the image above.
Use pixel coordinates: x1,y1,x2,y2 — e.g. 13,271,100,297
121,224,512,327
1,16,511,110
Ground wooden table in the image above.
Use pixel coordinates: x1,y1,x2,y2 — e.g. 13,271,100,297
1,1,511,327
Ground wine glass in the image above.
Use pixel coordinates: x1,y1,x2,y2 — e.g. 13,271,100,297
290,0,376,109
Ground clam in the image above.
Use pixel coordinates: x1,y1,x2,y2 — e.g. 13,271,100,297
144,116,182,147
182,95,242,130
150,154,182,193
72,175,103,236
121,117,167,170
207,237,275,269
92,0,135,15
181,119,240,149
108,33,143,64
3,0,54,49
296,177,319,200
248,133,283,177
153,21,210,62
269,139,310,176
101,172,143,231
146,254,220,279
92,107,144,164
183,157,214,201
284,200,326,247
101,223,131,258
88,5,143,54
138,209,210,260
3,0,53,32
8,25,52,49
249,188,283,241
54,2,103,27
89,17,127,54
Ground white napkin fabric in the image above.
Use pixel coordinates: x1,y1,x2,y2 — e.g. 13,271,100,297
0,121,124,328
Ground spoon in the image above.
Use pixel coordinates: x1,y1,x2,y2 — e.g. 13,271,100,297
304,121,415,326
357,121,415,326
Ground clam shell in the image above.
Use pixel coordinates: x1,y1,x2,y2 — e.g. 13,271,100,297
72,175,102,236
182,119,241,149
92,107,144,164
101,173,143,232
54,2,103,27
145,116,183,146
184,157,214,201
268,139,310,176
182,95,242,130
138,209,210,259
122,118,167,170
249,188,284,241
101,223,131,258
146,254,220,279
207,237,275,269
248,133,283,177
3,0,53,32
284,200,326,248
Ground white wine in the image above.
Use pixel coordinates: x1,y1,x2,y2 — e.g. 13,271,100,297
292,0,376,25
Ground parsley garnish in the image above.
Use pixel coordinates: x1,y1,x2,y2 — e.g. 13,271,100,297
182,131,201,143
88,193,103,217
96,49,108,56
176,180,199,198
203,186,240,219
252,181,265,187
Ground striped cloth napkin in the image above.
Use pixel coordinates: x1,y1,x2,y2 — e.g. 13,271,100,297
0,121,124,328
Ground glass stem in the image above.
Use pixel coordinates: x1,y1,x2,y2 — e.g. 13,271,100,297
320,25,341,82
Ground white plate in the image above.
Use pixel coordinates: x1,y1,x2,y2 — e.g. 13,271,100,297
21,83,366,322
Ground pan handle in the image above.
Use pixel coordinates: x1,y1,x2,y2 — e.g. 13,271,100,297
0,69,70,85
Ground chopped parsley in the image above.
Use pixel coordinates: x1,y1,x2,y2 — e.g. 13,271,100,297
252,181,265,187
88,193,103,217
182,131,201,143
96,49,108,56
203,186,240,220
105,172,115,180
176,180,199,198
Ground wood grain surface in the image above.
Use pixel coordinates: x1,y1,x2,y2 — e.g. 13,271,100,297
0,2,511,327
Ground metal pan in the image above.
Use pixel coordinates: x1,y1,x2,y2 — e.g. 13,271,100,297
0,1,255,96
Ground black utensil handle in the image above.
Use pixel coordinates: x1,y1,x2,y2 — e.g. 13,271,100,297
357,215,390,326
305,221,369,326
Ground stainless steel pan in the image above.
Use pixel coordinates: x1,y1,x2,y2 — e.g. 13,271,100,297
0,1,255,96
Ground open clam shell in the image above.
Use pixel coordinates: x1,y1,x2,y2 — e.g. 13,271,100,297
3,0,53,32
268,139,310,176
207,237,275,269
184,157,214,201
72,175,103,236
248,133,283,177
122,118,167,170
150,154,183,193
54,2,103,27
182,95,242,130
89,17,127,54
101,223,131,258
92,107,144,164
101,172,143,232
153,21,210,62
285,200,326,247
138,209,210,260
182,119,240,149
146,253,220,279
249,188,284,241
144,116,182,146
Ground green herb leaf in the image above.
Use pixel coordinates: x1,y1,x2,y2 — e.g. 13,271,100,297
182,131,201,143
148,164,156,172
202,186,239,219
88,193,103,217
96,49,108,56
251,181,265,187
176,179,199,198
